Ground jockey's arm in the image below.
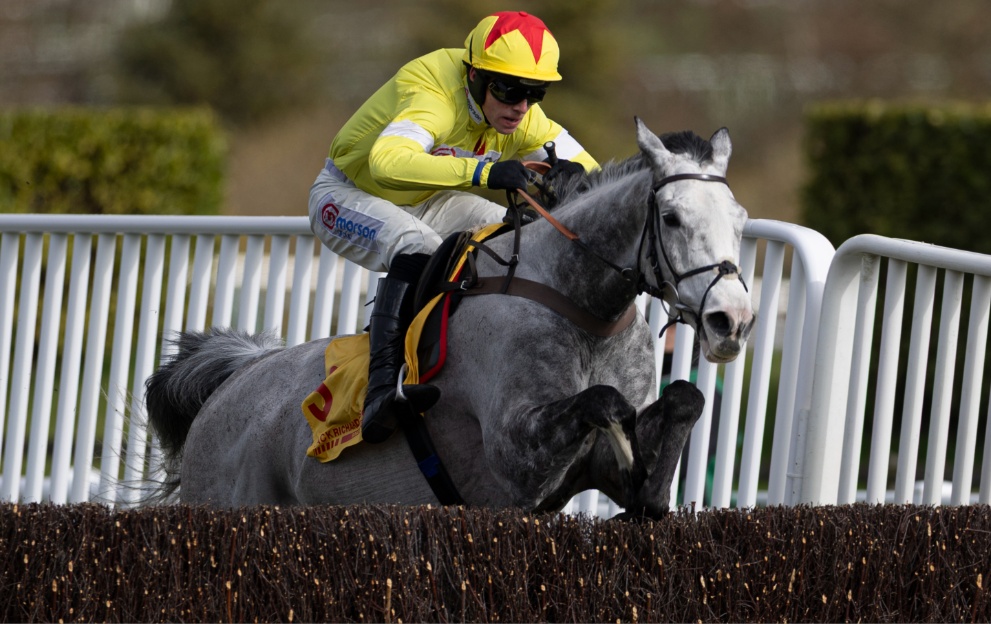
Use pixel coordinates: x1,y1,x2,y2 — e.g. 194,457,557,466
367,88,490,191
366,93,598,193
369,133,483,191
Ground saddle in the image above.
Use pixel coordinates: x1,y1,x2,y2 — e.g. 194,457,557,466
301,222,509,462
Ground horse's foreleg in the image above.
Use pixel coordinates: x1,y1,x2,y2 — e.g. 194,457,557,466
487,384,639,511
627,379,705,518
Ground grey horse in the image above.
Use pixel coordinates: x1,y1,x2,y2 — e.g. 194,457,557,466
145,118,754,517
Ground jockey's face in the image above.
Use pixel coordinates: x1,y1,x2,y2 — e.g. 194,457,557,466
470,68,531,135
483,93,529,134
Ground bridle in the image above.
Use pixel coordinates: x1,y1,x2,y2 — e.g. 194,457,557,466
511,170,748,339
637,172,748,338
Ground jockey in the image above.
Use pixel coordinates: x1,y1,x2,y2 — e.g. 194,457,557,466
309,11,599,443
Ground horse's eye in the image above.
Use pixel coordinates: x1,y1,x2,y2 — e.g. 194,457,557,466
661,211,681,227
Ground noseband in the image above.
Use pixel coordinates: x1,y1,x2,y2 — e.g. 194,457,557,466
636,173,748,339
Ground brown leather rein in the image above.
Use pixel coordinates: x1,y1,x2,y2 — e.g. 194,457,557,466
521,163,748,342
515,187,579,241
457,163,746,341
452,162,638,338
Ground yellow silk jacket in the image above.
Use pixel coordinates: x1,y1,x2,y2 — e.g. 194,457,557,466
329,48,598,207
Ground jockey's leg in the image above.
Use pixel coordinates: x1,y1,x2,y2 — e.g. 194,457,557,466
308,172,502,443
309,159,444,273
361,191,503,444
411,191,507,234
362,252,439,443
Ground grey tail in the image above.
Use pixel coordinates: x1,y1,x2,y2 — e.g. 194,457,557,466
144,328,283,497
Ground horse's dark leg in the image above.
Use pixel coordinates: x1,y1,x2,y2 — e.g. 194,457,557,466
488,384,641,510
623,379,705,519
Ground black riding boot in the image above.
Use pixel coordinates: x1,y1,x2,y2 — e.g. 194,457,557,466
361,254,439,444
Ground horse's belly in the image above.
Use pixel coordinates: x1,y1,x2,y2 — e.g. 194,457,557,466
293,441,440,506
180,396,308,506
179,340,442,507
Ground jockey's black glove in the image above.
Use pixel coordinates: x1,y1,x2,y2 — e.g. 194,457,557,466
486,160,530,191
543,158,585,188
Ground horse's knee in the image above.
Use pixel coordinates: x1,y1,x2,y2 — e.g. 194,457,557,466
660,379,704,425
580,384,636,429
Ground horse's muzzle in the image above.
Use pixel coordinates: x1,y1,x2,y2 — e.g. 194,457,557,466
701,308,755,363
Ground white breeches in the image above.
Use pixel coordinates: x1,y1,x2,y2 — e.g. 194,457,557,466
308,160,507,272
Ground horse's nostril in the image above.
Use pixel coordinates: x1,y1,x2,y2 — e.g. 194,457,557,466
704,311,732,338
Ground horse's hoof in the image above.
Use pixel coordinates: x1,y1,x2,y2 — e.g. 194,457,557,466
661,380,704,422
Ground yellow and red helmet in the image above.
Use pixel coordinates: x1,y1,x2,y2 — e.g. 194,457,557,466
462,11,562,82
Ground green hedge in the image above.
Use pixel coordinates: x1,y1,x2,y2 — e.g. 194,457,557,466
0,107,226,215
802,100,991,253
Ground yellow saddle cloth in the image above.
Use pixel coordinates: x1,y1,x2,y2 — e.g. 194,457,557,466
301,222,505,462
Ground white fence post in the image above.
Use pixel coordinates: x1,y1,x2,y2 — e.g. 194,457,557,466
743,220,835,507
800,234,991,506
49,234,93,503
952,275,991,504
121,233,166,507
24,234,67,503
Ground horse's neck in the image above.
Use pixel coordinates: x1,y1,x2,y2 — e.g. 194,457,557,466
508,176,650,320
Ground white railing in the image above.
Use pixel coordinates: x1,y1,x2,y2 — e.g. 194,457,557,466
653,219,835,511
798,235,991,506
1,214,832,513
6,216,989,512
0,215,385,507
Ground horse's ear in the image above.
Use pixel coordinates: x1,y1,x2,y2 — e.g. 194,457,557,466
709,127,732,175
635,116,674,170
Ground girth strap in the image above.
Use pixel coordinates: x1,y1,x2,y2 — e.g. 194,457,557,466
460,276,638,338
398,405,464,506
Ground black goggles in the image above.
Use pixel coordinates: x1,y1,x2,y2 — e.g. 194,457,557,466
484,73,547,105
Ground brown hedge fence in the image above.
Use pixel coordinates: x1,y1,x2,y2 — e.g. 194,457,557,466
1,502,990,622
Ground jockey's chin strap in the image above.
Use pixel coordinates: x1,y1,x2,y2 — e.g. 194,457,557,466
508,172,748,340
